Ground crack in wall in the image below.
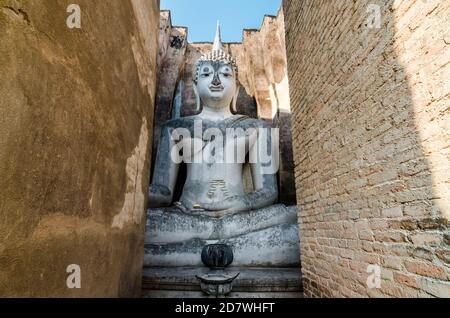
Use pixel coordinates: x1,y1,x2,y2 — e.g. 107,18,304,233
2,6,31,25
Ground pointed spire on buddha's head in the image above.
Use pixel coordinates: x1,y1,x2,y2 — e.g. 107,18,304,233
212,21,223,52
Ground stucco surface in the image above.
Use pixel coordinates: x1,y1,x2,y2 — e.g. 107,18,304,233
0,0,159,297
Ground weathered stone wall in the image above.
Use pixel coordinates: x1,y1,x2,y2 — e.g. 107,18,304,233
152,11,187,168
0,0,160,297
284,0,450,297
153,9,297,204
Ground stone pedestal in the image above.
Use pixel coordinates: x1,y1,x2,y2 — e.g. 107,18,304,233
142,267,303,298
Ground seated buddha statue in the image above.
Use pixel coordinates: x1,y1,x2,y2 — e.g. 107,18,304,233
145,25,300,268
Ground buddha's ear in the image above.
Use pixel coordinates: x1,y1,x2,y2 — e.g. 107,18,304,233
193,83,201,113
231,83,240,113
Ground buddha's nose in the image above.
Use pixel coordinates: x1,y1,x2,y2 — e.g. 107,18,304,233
211,72,222,86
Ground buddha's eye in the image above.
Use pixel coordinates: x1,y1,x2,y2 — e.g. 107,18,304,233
220,67,233,78
201,67,212,77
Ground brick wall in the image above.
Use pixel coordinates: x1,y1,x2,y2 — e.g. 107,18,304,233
283,0,449,297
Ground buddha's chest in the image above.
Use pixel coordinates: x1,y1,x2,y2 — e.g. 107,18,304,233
170,116,260,164
177,136,253,163
183,165,245,202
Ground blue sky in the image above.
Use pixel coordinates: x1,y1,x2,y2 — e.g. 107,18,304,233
161,0,282,43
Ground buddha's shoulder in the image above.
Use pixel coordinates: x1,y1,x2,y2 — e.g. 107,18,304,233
228,115,272,129
161,115,271,129
161,116,198,129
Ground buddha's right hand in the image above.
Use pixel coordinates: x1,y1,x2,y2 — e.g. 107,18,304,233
148,184,172,208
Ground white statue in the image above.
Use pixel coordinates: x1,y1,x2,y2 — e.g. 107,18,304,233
146,23,299,267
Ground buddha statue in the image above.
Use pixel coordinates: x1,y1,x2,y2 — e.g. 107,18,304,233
145,24,300,268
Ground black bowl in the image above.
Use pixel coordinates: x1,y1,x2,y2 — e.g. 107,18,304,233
201,244,234,269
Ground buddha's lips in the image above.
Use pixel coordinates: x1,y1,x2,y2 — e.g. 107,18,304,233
209,85,224,92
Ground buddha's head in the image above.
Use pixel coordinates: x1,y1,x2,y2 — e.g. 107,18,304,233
193,23,239,112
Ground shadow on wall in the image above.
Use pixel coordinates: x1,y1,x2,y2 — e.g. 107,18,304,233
284,0,449,297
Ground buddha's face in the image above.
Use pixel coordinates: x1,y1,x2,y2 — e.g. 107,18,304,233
196,61,237,110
